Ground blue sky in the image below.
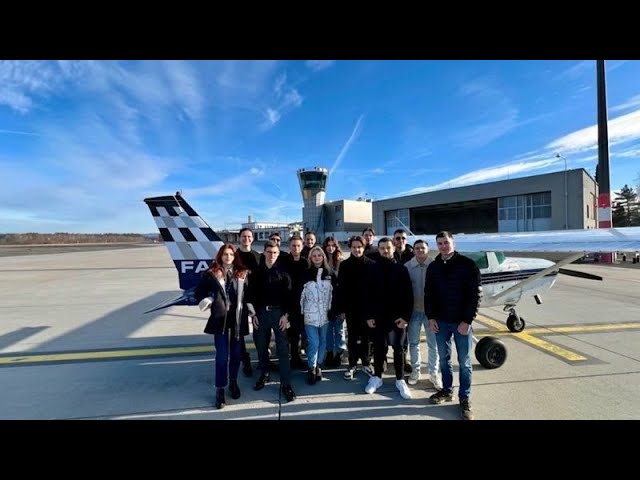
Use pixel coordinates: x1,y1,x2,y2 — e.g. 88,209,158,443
1,60,639,233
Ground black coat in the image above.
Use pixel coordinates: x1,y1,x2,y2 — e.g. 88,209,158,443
424,251,481,325
364,257,413,330
194,271,250,337
334,254,375,323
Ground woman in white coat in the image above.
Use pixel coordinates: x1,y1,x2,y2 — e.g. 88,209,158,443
300,246,337,385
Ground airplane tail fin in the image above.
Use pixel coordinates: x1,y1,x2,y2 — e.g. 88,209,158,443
143,193,224,307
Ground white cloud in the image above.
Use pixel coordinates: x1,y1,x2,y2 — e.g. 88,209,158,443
306,60,335,72
611,94,640,113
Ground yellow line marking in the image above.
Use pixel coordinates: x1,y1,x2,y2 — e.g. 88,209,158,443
475,314,587,361
476,322,640,337
511,333,587,361
0,345,212,365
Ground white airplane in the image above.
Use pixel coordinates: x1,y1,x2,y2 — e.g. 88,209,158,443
143,193,640,369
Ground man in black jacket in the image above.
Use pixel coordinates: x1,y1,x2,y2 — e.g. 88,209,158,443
425,231,482,420
363,237,414,399
245,240,296,402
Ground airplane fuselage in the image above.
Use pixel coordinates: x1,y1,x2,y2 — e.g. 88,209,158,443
478,252,557,307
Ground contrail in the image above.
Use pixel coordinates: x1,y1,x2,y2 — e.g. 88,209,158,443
329,114,364,176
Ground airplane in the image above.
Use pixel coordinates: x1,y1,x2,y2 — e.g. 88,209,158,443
143,193,640,369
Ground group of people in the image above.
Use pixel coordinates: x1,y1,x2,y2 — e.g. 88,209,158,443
194,226,481,420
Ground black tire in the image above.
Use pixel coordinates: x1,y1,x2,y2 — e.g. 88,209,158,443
507,314,525,332
475,336,507,369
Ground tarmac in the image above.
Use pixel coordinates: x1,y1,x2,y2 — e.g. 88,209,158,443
0,244,638,420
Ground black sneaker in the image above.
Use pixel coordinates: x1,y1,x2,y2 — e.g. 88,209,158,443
253,373,270,391
460,398,474,420
429,389,454,404
215,388,226,409
281,384,296,402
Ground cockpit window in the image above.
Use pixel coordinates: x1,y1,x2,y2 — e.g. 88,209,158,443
494,251,506,265
461,252,488,269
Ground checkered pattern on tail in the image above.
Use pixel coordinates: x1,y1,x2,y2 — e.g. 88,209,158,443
144,194,224,292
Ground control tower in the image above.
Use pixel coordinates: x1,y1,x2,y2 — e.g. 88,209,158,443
297,167,328,236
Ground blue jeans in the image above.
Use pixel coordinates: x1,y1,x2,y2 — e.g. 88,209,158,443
435,321,473,400
305,323,329,369
214,333,241,388
326,317,347,355
408,311,439,377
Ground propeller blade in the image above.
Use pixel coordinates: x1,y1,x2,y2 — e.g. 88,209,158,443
558,268,603,281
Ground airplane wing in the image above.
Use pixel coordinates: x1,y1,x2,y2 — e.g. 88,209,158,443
487,252,584,304
409,227,640,252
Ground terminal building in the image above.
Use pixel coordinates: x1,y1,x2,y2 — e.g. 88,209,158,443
372,168,598,236
295,167,598,241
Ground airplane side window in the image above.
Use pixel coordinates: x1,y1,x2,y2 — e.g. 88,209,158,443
462,252,489,269
495,251,506,265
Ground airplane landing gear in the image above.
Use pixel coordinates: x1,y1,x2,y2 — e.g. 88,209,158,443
505,307,525,332
474,336,507,369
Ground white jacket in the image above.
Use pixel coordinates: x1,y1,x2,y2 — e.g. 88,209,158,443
300,267,333,327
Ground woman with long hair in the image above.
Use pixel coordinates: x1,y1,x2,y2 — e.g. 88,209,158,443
322,236,346,367
194,243,250,409
300,246,337,385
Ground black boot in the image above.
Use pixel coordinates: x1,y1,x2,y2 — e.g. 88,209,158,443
307,368,316,385
215,388,226,409
229,379,241,400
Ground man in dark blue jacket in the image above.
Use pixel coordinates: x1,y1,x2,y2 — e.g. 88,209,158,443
425,231,482,420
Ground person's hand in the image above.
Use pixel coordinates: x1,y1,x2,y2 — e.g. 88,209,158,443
366,318,376,328
429,318,439,333
394,318,408,329
457,322,471,336
279,315,289,331
252,315,259,329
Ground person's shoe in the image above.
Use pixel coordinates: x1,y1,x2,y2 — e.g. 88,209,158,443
365,376,383,394
324,351,334,368
395,379,412,399
362,365,374,377
307,368,316,385
460,398,474,420
253,373,270,391
429,374,443,390
229,379,241,400
315,366,322,382
281,384,296,402
408,370,420,386
429,389,454,404
215,388,226,409
343,366,357,380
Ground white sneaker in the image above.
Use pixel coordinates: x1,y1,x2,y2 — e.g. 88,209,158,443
408,370,420,386
395,379,412,399
429,374,443,390
365,376,383,394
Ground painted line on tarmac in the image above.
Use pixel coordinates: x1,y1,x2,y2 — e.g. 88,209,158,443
475,314,589,363
0,344,213,366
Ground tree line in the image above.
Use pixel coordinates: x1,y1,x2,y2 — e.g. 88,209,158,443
613,179,640,227
0,233,152,245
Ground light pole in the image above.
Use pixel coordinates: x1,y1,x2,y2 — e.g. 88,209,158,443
557,154,568,229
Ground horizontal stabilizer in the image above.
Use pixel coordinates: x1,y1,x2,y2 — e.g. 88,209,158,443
143,291,194,314
558,268,603,281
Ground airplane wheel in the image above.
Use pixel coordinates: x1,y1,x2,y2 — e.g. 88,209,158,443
475,336,507,369
507,314,525,332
